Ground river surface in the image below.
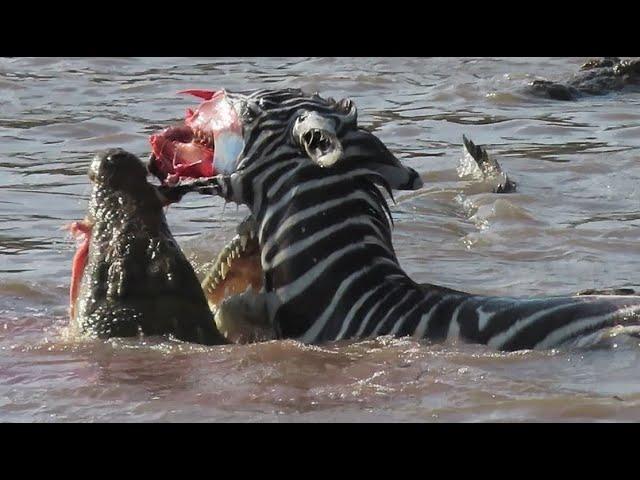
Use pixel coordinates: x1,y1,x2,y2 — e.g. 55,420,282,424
2,57,640,422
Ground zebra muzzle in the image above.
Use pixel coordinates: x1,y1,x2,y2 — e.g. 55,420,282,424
302,129,343,168
293,111,343,168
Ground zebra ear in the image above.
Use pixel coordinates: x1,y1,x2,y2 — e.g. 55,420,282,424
344,129,423,191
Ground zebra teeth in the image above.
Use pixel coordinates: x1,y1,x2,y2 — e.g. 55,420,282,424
240,234,248,250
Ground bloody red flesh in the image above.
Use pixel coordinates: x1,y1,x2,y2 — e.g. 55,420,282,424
68,220,92,319
148,89,243,183
150,125,214,184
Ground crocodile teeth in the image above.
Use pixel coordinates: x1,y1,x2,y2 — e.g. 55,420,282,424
220,262,229,279
200,222,261,313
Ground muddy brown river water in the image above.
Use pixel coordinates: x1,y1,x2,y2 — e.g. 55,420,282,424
2,57,640,422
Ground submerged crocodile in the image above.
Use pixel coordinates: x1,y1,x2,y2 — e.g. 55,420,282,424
69,148,226,345
527,57,640,101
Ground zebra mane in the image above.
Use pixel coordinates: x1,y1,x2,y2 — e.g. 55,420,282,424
353,171,396,231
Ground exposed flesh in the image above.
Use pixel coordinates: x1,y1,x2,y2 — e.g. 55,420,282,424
68,219,92,320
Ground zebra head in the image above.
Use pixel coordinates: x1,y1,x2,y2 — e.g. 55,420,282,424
149,88,423,196
149,88,424,342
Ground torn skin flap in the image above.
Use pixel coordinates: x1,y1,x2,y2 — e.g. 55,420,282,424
68,220,92,319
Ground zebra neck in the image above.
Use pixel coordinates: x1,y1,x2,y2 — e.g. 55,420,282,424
283,254,419,342
248,165,433,341
255,198,407,339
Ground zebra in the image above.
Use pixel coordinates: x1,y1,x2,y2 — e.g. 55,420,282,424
152,88,640,350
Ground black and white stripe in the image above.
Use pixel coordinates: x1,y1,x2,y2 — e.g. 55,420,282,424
202,88,640,351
